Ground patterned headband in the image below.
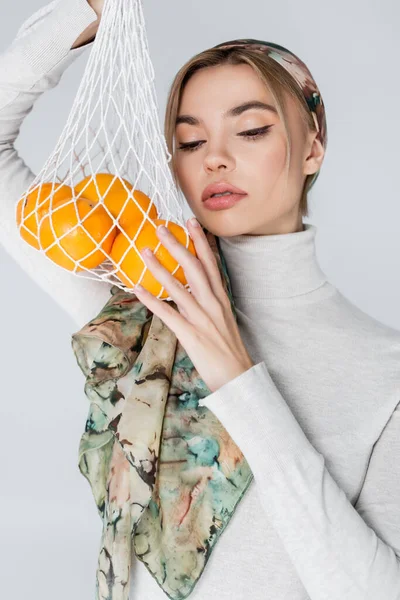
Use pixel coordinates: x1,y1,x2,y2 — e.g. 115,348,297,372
212,39,327,188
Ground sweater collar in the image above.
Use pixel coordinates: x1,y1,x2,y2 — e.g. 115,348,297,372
217,222,328,299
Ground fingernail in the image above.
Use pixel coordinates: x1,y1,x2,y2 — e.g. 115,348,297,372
157,225,169,236
189,217,199,228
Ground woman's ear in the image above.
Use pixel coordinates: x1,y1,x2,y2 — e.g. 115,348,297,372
303,133,325,177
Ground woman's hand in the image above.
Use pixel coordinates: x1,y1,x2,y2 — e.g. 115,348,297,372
87,0,104,19
133,218,255,394
71,0,104,49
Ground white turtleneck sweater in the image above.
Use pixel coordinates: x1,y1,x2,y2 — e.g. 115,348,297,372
1,3,400,600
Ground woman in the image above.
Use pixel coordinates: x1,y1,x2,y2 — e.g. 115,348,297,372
1,1,399,599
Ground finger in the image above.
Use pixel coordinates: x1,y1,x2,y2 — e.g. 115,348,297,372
134,282,194,341
186,219,230,307
155,223,227,321
154,224,213,301
141,248,207,327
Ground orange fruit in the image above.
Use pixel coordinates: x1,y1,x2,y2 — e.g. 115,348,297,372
74,173,158,230
16,182,73,250
38,197,117,271
110,218,196,298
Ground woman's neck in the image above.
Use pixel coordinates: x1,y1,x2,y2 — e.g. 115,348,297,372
217,222,327,299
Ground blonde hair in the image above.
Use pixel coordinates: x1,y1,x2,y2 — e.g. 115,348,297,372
164,46,319,219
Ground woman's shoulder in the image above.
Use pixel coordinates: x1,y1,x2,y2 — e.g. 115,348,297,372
325,286,400,341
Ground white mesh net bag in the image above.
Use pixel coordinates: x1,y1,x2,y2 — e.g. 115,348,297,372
16,0,193,302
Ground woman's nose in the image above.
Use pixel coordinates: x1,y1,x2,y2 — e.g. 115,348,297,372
203,145,235,172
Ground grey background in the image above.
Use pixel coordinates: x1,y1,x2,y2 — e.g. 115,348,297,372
0,0,398,597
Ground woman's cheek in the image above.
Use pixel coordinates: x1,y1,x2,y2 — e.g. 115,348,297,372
174,158,191,192
259,138,288,180
173,162,198,209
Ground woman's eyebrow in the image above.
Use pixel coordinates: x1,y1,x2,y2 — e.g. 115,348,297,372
176,100,278,126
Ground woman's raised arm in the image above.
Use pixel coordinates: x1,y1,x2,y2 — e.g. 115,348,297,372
0,0,112,329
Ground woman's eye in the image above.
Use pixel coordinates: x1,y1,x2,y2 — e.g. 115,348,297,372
239,125,272,139
177,125,272,153
178,140,203,152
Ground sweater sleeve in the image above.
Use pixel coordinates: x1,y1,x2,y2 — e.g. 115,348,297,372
0,0,113,329
199,361,400,600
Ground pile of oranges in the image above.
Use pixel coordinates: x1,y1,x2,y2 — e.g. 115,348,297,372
16,173,196,299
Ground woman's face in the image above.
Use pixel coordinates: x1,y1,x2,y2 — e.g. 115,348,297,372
173,63,324,236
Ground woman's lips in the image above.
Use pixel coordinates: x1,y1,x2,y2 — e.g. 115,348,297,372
202,193,247,210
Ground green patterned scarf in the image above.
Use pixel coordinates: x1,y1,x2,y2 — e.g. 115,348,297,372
71,228,254,600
